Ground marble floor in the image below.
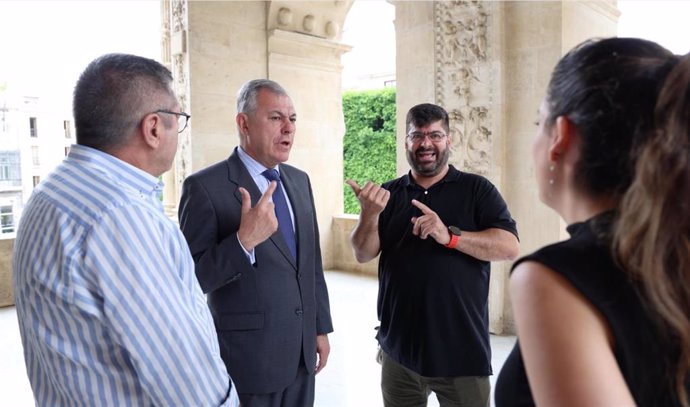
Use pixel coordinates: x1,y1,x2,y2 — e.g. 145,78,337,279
0,270,515,406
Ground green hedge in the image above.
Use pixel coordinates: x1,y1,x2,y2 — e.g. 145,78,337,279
343,87,396,214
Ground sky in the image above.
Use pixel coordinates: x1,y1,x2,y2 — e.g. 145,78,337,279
340,0,690,89
0,0,689,102
618,0,690,54
0,0,161,104
341,0,396,90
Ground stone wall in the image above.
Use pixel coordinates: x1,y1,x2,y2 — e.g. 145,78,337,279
330,215,378,276
162,0,353,270
394,0,618,334
0,239,14,307
0,1,620,330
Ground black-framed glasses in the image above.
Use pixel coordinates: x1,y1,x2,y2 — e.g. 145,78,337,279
154,109,191,133
406,131,447,143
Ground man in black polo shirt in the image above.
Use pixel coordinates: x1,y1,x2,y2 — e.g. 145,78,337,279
347,103,519,407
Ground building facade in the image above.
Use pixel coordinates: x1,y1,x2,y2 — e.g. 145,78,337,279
0,1,619,333
0,92,74,239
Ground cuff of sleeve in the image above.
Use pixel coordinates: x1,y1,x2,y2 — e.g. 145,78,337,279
237,234,256,265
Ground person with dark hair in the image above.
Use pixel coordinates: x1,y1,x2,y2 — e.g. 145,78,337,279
178,79,333,407
615,52,690,407
495,37,690,407
348,103,519,407
12,53,239,406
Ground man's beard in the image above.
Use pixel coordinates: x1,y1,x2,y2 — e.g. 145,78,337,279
406,145,449,177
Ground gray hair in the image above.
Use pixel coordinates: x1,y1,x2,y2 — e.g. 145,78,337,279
236,79,289,115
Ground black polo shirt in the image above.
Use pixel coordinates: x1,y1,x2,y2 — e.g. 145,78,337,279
376,165,518,377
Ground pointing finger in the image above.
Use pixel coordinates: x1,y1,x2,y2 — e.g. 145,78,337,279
258,181,278,205
346,179,362,196
411,199,433,214
239,187,251,214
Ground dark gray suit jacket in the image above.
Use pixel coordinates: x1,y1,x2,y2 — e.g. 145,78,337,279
178,148,333,394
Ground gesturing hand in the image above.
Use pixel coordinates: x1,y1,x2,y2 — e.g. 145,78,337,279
346,179,390,217
410,199,450,245
237,182,279,251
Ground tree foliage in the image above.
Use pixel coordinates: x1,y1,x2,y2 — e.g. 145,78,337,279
343,87,396,214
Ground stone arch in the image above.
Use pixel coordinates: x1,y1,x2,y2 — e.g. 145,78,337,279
160,0,353,273
159,0,620,333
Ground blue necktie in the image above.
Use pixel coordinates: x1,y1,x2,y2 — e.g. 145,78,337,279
262,169,297,260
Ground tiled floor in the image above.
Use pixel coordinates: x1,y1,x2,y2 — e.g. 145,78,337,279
0,301,33,407
314,270,516,407
0,270,515,406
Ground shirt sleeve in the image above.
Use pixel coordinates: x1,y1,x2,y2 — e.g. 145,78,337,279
474,177,519,238
84,203,238,407
237,234,257,264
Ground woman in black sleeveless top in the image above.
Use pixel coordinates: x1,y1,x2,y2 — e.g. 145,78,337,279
494,38,690,407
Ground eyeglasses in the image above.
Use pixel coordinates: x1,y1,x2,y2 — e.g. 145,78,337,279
154,109,191,133
406,131,447,143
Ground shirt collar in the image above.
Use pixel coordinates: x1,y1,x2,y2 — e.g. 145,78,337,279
403,164,461,188
236,146,280,177
67,144,163,196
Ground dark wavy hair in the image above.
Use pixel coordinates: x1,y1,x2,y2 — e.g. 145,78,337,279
614,53,690,407
544,37,676,198
547,37,690,405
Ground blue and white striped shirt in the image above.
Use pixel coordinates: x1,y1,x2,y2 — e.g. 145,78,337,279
13,144,239,407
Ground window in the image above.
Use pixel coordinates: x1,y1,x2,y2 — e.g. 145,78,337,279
64,120,71,138
1,104,7,134
31,146,40,165
32,176,40,187
0,205,14,234
0,151,21,187
29,117,38,137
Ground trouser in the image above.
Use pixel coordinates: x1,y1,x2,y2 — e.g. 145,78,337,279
237,362,315,407
378,347,490,407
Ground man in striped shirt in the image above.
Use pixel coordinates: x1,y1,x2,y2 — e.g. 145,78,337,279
12,53,239,406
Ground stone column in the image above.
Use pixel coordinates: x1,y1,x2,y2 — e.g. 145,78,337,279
500,0,618,333
265,2,352,268
395,0,618,334
161,0,192,219
162,1,353,268
268,2,350,268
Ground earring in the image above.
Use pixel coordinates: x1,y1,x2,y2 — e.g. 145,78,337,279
548,164,555,185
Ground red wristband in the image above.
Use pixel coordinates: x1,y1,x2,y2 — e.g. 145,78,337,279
445,234,459,249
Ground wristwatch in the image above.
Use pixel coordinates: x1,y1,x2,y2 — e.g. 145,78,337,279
445,226,462,249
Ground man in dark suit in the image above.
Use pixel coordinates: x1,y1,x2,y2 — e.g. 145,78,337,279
178,79,333,407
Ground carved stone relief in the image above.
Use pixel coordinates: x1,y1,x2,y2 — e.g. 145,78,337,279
435,0,492,175
161,1,171,70
168,0,191,195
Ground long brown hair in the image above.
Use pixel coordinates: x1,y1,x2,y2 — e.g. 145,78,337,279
614,54,690,407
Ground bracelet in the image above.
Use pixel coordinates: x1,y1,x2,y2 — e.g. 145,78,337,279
445,234,459,249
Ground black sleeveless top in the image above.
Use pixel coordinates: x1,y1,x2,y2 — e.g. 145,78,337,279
494,214,680,407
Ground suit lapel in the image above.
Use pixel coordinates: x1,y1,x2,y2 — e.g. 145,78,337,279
229,150,298,269
227,150,262,205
